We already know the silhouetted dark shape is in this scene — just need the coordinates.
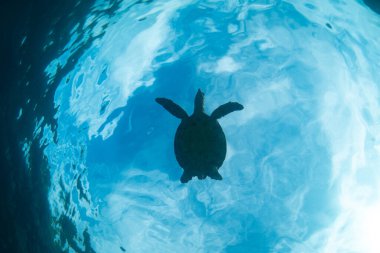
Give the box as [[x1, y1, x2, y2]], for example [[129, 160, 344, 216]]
[[156, 89, 244, 183]]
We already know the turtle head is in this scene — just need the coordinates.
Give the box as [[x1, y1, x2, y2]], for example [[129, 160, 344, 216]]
[[194, 89, 205, 114]]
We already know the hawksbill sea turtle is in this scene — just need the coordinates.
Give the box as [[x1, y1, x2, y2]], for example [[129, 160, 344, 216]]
[[156, 89, 244, 183]]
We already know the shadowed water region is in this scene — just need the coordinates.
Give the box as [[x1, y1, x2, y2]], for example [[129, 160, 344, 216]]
[[1, 0, 380, 252]]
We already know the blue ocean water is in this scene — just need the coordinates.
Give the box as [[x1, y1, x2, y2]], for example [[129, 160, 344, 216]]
[[4, 0, 380, 252]]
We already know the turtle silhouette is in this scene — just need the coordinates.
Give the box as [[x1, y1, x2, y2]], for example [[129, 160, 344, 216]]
[[156, 89, 244, 183]]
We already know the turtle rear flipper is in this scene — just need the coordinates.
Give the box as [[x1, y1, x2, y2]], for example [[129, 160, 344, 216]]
[[180, 171, 193, 183], [211, 102, 244, 119], [156, 98, 188, 119], [208, 167, 223, 180]]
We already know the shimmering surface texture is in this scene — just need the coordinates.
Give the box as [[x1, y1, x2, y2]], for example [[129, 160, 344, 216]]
[[22, 0, 380, 252]]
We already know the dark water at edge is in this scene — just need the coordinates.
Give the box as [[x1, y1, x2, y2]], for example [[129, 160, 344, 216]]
[[0, 0, 98, 252], [0, 0, 164, 251], [364, 0, 380, 14]]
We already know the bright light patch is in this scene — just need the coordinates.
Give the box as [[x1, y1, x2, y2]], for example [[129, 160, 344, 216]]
[[355, 203, 380, 253], [214, 56, 241, 73]]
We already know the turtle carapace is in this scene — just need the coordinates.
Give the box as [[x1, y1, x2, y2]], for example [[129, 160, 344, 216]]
[[156, 89, 243, 183]]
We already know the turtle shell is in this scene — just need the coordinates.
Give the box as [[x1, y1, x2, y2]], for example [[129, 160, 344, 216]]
[[174, 113, 226, 176]]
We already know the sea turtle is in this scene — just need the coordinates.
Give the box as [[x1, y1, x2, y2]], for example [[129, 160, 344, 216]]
[[156, 89, 244, 183]]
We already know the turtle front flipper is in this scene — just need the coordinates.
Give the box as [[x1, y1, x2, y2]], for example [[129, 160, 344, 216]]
[[211, 102, 244, 119], [208, 167, 223, 180], [156, 98, 188, 119]]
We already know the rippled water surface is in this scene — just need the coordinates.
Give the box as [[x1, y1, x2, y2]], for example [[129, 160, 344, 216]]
[[14, 0, 380, 252]]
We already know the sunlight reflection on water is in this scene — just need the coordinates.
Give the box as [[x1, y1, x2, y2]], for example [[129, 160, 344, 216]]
[[37, 0, 380, 252]]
